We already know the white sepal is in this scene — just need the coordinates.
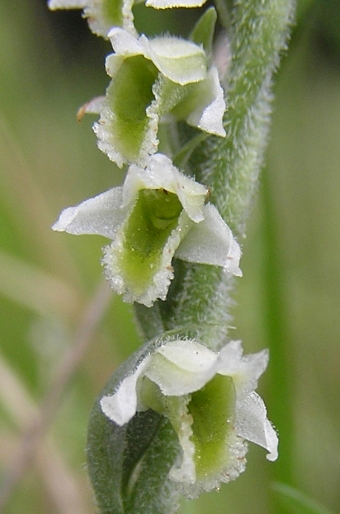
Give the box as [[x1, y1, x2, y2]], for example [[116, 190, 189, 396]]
[[175, 203, 242, 275], [235, 392, 278, 462], [100, 357, 151, 426], [186, 66, 226, 137], [52, 188, 126, 239]]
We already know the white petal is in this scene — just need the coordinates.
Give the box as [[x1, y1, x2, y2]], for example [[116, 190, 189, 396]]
[[186, 67, 226, 137], [140, 36, 207, 85], [175, 203, 242, 275], [100, 358, 151, 426], [219, 339, 243, 362], [48, 0, 86, 9], [108, 27, 143, 56], [145, 355, 215, 396], [122, 154, 208, 222], [52, 188, 126, 239], [217, 341, 269, 398], [146, 0, 207, 7], [157, 339, 217, 372], [145, 340, 218, 396], [235, 392, 278, 461]]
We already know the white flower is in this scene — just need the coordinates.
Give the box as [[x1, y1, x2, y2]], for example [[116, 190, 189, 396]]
[[87, 28, 225, 167], [52, 154, 241, 306], [48, 0, 137, 37], [100, 339, 278, 496]]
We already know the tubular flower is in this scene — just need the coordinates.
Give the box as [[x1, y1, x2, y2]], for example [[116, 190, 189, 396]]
[[84, 27, 226, 167], [52, 154, 241, 306], [48, 0, 137, 37], [100, 339, 278, 497]]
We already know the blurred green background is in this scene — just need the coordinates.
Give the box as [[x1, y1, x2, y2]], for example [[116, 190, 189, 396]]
[[0, 0, 340, 513]]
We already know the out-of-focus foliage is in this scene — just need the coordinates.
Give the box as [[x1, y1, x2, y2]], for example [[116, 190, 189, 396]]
[[0, 0, 340, 513]]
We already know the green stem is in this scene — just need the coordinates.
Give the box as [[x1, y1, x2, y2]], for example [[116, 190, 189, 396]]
[[88, 3, 296, 512], [135, 0, 295, 350]]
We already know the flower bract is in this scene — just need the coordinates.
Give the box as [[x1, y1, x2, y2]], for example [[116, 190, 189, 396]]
[[100, 338, 278, 496], [87, 28, 225, 167], [52, 154, 241, 306]]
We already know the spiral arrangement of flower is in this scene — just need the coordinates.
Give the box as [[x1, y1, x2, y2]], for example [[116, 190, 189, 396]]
[[49, 0, 294, 512]]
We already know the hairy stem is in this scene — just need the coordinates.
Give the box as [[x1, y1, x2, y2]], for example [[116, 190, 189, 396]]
[[135, 0, 295, 349]]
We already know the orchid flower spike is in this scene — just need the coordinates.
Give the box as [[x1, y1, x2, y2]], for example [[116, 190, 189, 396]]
[[82, 27, 225, 167], [48, 0, 137, 37], [52, 154, 241, 306], [100, 338, 278, 496]]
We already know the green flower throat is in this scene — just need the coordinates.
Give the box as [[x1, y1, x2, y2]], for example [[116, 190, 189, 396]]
[[120, 189, 183, 294]]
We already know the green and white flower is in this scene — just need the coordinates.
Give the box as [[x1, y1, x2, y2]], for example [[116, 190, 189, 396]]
[[100, 338, 278, 496], [48, 0, 210, 39], [52, 154, 241, 306], [86, 27, 226, 167], [48, 0, 137, 37]]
